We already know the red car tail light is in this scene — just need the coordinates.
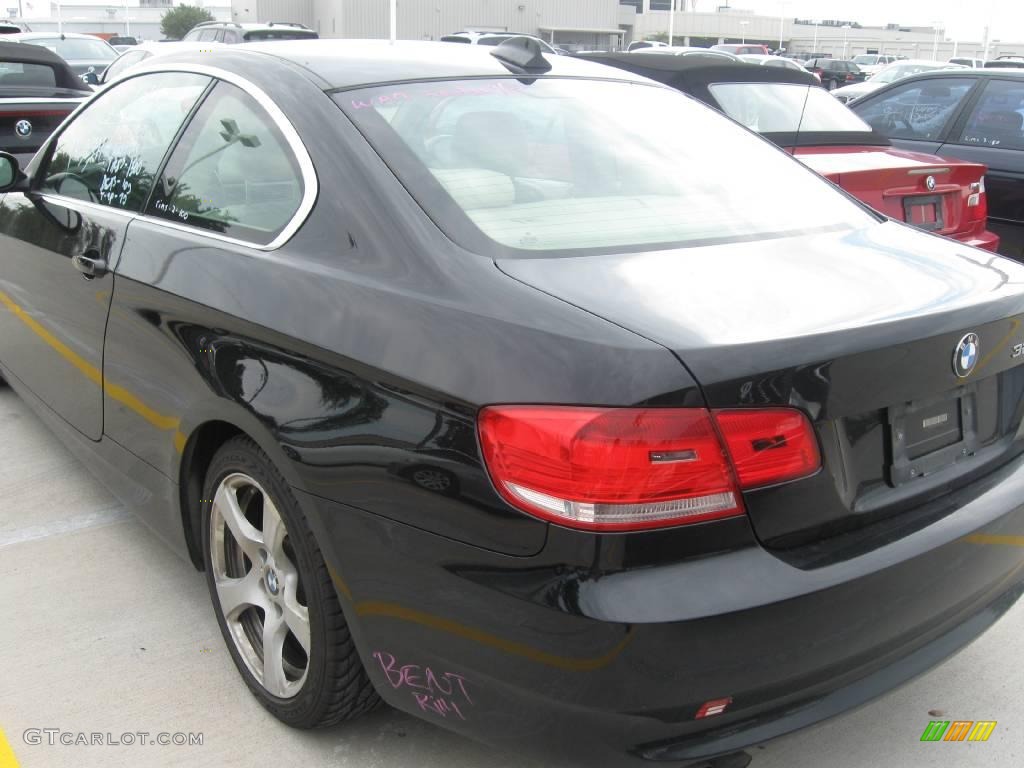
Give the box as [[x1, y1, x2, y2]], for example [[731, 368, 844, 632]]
[[966, 178, 988, 224], [478, 406, 819, 531], [714, 409, 821, 488]]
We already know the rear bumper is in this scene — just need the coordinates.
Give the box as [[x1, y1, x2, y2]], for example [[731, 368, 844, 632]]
[[956, 227, 1001, 252], [298, 452, 1024, 767]]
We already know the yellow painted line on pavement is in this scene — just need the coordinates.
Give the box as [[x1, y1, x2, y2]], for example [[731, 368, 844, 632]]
[[966, 534, 1024, 547], [0, 726, 21, 768]]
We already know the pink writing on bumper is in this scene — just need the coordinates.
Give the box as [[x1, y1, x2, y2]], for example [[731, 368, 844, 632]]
[[373, 651, 474, 720]]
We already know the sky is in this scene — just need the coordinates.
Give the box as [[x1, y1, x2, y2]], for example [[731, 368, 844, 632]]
[[718, 0, 1020, 43]]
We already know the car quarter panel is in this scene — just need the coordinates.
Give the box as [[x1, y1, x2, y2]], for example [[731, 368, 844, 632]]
[[105, 63, 699, 557]]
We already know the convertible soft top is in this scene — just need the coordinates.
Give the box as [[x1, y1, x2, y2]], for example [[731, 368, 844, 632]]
[[577, 52, 889, 148], [575, 52, 817, 95], [0, 39, 89, 91]]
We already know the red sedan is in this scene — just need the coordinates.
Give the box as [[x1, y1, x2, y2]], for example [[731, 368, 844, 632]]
[[580, 54, 999, 251]]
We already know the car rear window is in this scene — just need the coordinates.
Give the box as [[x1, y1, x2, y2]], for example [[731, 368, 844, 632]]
[[338, 79, 873, 256], [709, 83, 873, 133], [0, 61, 57, 88], [243, 29, 318, 41]]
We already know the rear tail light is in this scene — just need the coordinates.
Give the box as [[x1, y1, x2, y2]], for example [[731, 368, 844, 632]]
[[478, 406, 820, 531], [967, 178, 988, 224]]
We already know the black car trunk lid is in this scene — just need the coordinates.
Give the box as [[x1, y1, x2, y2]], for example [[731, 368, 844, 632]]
[[497, 221, 1024, 549], [0, 96, 81, 156]]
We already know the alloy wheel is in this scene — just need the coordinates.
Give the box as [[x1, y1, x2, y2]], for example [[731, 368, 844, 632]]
[[209, 472, 310, 699]]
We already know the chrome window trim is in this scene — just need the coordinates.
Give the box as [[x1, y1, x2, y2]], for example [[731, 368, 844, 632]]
[[34, 63, 318, 252], [36, 192, 136, 219]]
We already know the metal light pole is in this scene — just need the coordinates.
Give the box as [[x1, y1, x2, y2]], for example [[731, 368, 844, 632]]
[[389, 0, 397, 44], [778, 1, 787, 52], [842, 24, 850, 59], [668, 0, 675, 47], [740, 20, 749, 45], [124, 0, 130, 36], [812, 19, 819, 52], [931, 22, 942, 60]]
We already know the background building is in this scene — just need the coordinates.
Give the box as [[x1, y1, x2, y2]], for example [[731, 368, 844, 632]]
[[5, 1, 1023, 58]]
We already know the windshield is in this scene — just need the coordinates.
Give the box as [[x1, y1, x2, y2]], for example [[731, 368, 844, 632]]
[[23, 37, 116, 61], [339, 79, 872, 256], [710, 83, 873, 133], [853, 55, 879, 65], [870, 62, 945, 84]]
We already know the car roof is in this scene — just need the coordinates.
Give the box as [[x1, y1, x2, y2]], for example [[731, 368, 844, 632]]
[[851, 66, 1024, 105], [193, 21, 312, 32], [881, 58, 962, 67], [877, 67, 1024, 80], [136, 40, 223, 53], [635, 45, 737, 58], [145, 40, 650, 91], [6, 31, 106, 41], [739, 54, 789, 63]]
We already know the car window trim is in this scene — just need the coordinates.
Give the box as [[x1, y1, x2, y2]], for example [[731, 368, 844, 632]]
[[34, 63, 319, 252], [130, 64, 317, 250], [943, 76, 1010, 147]]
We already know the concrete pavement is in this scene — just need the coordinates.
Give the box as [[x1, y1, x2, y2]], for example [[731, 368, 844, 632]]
[[0, 385, 1020, 768]]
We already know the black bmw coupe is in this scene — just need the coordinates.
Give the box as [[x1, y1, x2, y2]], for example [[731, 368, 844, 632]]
[[1, 38, 1023, 768]]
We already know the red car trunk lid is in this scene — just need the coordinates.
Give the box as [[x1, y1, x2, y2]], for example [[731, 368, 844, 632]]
[[795, 146, 987, 240]]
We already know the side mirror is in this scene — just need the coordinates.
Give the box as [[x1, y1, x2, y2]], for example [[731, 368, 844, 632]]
[[82, 71, 100, 86], [0, 151, 21, 192]]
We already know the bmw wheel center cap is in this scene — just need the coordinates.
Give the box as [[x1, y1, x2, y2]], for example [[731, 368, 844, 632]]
[[14, 119, 32, 139], [954, 333, 979, 378]]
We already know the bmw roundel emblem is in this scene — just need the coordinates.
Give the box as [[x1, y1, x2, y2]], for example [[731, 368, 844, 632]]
[[925, 175, 937, 191], [953, 333, 980, 378], [14, 119, 32, 139]]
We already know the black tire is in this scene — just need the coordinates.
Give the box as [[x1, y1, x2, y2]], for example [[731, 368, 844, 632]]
[[201, 436, 380, 728]]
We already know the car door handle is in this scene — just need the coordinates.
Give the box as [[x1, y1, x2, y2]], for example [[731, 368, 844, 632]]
[[72, 249, 108, 279]]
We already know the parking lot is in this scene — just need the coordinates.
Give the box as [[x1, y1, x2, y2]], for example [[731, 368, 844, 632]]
[[0, 384, 1020, 768]]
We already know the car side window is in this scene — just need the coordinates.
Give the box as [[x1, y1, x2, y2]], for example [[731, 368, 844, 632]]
[[146, 80, 304, 245], [956, 79, 1024, 149], [196, 29, 218, 42], [38, 72, 211, 210], [854, 78, 974, 141]]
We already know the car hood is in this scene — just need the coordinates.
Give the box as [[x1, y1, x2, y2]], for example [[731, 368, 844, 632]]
[[495, 220, 1024, 387], [833, 81, 882, 99]]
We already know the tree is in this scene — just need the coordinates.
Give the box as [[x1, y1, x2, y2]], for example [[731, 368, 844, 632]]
[[160, 5, 214, 41]]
